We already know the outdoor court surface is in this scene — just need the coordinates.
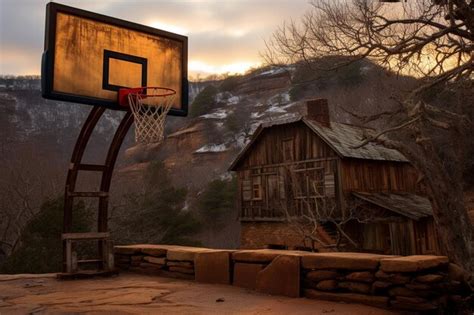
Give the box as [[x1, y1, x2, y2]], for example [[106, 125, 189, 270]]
[[0, 273, 400, 314]]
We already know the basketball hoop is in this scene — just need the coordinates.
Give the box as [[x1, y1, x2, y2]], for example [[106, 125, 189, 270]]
[[119, 87, 176, 144]]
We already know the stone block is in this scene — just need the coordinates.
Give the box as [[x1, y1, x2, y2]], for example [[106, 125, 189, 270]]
[[232, 249, 304, 263], [115, 244, 175, 255], [255, 255, 300, 297], [375, 270, 410, 284], [195, 251, 231, 285], [301, 252, 393, 270], [380, 255, 449, 273], [141, 247, 168, 257], [306, 270, 341, 282], [345, 271, 375, 283], [139, 262, 164, 269], [304, 289, 389, 308], [143, 256, 166, 265], [415, 274, 443, 283], [315, 280, 338, 291], [338, 281, 371, 294], [233, 262, 265, 290], [167, 247, 211, 261]]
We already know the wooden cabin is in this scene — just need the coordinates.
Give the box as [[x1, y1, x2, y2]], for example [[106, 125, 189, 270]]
[[229, 99, 441, 255]]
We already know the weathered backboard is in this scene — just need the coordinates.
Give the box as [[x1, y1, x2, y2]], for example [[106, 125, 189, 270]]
[[42, 3, 188, 116]]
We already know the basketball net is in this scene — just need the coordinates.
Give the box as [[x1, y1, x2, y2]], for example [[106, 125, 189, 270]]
[[126, 87, 176, 144]]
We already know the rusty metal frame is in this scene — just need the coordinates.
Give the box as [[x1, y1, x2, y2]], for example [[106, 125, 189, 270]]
[[62, 106, 133, 274]]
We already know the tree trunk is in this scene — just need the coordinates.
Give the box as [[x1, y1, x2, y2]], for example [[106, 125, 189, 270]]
[[424, 164, 473, 275], [392, 138, 473, 277]]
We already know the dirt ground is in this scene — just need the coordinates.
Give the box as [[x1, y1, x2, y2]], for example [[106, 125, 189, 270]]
[[0, 272, 401, 315]]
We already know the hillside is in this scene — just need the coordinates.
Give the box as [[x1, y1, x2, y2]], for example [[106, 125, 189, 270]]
[[1, 58, 472, 255]]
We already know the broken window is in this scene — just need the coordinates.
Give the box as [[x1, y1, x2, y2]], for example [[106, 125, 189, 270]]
[[252, 176, 262, 200], [242, 179, 251, 201]]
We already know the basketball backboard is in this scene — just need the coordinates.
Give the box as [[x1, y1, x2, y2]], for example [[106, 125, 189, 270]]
[[41, 3, 188, 116]]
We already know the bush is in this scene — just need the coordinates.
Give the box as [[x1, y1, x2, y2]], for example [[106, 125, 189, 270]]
[[115, 161, 202, 246], [189, 85, 218, 117], [225, 111, 240, 134], [334, 61, 363, 87], [197, 177, 237, 229], [219, 75, 241, 92], [289, 58, 365, 101], [0, 197, 92, 273]]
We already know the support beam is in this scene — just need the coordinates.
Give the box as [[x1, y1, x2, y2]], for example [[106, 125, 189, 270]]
[[62, 106, 133, 275]]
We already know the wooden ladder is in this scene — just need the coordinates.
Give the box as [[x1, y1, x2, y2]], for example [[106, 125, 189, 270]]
[[58, 106, 133, 279]]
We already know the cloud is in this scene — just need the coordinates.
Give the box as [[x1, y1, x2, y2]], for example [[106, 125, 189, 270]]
[[0, 0, 309, 75]]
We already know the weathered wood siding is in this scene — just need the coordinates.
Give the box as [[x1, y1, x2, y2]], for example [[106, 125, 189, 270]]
[[235, 122, 338, 169], [340, 159, 418, 193], [235, 122, 341, 220]]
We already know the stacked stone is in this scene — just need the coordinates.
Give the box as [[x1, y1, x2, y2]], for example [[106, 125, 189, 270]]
[[378, 256, 468, 311], [115, 245, 169, 273], [164, 248, 198, 279], [114, 245, 469, 312], [302, 253, 469, 311], [114, 245, 197, 279]]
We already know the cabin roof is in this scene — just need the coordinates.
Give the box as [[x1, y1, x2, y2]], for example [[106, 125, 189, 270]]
[[353, 192, 433, 220], [229, 115, 408, 170]]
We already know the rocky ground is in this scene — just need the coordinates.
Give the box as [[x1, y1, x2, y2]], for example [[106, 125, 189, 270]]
[[0, 273, 399, 315]]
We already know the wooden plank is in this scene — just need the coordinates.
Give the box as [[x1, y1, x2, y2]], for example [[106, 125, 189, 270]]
[[62, 232, 109, 240]]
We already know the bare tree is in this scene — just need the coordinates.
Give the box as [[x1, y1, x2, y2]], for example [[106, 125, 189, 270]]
[[264, 0, 473, 276], [282, 166, 377, 251], [0, 148, 62, 256]]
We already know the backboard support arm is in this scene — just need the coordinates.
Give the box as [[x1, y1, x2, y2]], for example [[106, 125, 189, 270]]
[[60, 106, 133, 277]]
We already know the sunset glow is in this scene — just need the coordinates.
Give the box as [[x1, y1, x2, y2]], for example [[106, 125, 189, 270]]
[[189, 60, 260, 76], [0, 0, 308, 76]]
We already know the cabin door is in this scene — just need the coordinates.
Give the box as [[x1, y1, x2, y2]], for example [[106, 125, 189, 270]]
[[266, 175, 279, 217]]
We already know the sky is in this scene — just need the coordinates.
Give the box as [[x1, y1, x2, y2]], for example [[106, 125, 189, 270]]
[[0, 0, 310, 77]]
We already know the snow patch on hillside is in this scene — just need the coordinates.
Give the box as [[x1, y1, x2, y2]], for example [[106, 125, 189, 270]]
[[195, 144, 228, 153], [251, 112, 264, 119], [227, 95, 240, 105], [254, 67, 289, 78], [201, 109, 229, 119], [266, 106, 287, 113]]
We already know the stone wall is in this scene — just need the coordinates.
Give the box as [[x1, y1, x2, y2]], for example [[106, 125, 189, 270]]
[[115, 245, 470, 312]]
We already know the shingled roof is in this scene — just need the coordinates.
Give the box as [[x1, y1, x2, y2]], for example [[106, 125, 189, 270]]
[[353, 192, 433, 220], [229, 114, 407, 170]]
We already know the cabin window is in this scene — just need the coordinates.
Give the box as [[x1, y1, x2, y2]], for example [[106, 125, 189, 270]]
[[242, 179, 251, 201], [282, 139, 294, 161], [252, 176, 262, 200]]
